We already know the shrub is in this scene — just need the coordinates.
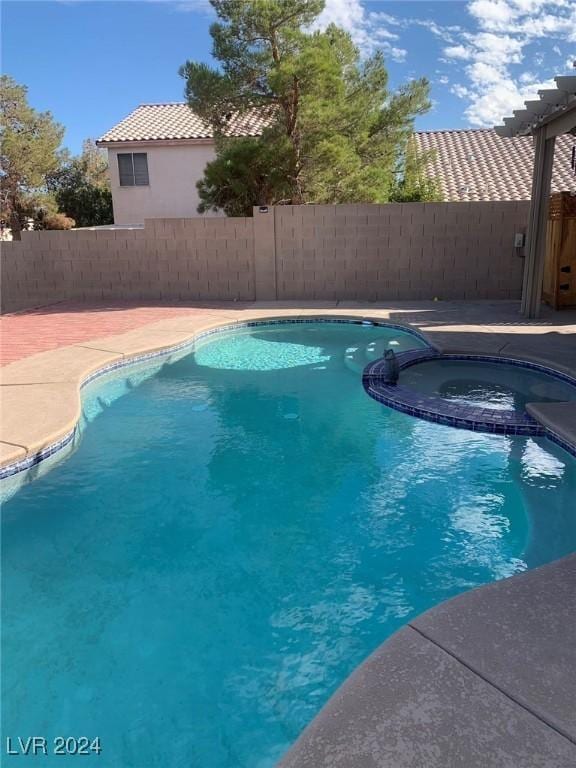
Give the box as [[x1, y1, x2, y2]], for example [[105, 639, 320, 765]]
[[43, 213, 75, 230]]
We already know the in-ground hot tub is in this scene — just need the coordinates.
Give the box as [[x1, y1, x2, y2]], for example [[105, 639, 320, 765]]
[[363, 351, 576, 440], [400, 357, 576, 411]]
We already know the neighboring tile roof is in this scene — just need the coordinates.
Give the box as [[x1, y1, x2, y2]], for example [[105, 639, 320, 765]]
[[99, 110, 575, 202], [97, 103, 270, 144], [415, 129, 575, 201]]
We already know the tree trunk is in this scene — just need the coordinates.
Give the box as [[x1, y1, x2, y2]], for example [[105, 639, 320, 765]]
[[289, 75, 303, 204], [9, 208, 22, 241]]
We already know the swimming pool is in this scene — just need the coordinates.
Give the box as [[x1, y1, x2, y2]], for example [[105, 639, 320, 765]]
[[2, 320, 576, 767]]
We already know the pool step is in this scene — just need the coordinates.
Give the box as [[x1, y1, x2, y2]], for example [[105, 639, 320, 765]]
[[365, 339, 387, 362], [366, 338, 412, 361], [344, 346, 368, 374], [345, 339, 413, 374]]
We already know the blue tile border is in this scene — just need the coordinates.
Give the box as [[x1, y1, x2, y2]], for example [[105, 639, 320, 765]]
[[0, 316, 432, 483], [0, 429, 78, 481], [362, 350, 576, 456]]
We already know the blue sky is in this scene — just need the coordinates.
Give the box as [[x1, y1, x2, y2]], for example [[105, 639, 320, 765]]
[[2, 0, 575, 154]]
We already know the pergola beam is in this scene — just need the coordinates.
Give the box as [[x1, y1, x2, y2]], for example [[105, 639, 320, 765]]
[[544, 101, 576, 139]]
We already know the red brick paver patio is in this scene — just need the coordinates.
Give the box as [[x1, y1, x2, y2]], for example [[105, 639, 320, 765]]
[[0, 301, 235, 366]]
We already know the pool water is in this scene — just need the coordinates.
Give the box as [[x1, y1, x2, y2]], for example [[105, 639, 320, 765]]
[[400, 359, 576, 411], [2, 322, 576, 767]]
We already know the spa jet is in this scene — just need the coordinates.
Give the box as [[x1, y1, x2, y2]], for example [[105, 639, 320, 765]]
[[382, 349, 399, 385]]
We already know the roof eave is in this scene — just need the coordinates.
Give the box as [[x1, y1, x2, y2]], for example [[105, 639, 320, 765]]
[[95, 137, 216, 149]]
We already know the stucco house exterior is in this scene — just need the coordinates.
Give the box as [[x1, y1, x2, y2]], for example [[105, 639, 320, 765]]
[[97, 103, 575, 224], [96, 103, 268, 224]]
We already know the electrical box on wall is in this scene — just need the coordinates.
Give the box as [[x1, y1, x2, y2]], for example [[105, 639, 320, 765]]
[[514, 232, 525, 248]]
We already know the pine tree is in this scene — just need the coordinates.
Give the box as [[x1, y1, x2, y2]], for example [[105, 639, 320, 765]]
[[0, 76, 64, 238], [180, 0, 437, 215], [391, 137, 442, 203], [48, 140, 113, 228]]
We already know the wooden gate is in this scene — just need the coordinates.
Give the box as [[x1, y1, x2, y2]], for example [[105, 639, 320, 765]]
[[543, 191, 576, 309]]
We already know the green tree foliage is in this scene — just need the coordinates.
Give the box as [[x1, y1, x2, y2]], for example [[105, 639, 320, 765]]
[[180, 0, 438, 216], [197, 136, 293, 216], [391, 137, 442, 202], [48, 139, 113, 228], [0, 75, 65, 238]]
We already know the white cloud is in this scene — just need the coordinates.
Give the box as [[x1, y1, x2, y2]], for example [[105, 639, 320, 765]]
[[386, 47, 408, 63], [467, 0, 516, 29], [451, 84, 472, 99], [469, 62, 508, 86], [472, 33, 524, 64], [314, 0, 366, 36], [406, 18, 463, 45], [313, 0, 407, 61], [441, 0, 576, 126], [444, 44, 471, 60], [314, 0, 470, 65], [152, 0, 576, 125], [468, 0, 575, 35], [466, 77, 555, 125]]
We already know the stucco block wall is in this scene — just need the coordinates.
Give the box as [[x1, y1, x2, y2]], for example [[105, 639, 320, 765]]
[[107, 143, 220, 224], [1, 218, 255, 313], [273, 202, 530, 301], [1, 202, 529, 314]]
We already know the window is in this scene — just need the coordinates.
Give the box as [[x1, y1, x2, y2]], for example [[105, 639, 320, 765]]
[[118, 153, 149, 186]]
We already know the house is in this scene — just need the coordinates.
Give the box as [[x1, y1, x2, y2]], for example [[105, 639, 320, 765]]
[[96, 103, 268, 224], [415, 128, 575, 202], [97, 104, 576, 223]]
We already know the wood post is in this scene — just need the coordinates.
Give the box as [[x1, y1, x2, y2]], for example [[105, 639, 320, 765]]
[[521, 129, 556, 318]]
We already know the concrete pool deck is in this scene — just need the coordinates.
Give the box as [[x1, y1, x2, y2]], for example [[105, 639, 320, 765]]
[[1, 298, 575, 766], [280, 553, 576, 768]]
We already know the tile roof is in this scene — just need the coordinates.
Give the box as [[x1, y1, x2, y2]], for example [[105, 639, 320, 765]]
[[97, 103, 270, 144], [415, 128, 575, 201]]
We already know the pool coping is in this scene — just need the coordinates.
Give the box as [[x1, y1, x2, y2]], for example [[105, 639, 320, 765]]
[[2, 308, 576, 481], [279, 553, 576, 768]]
